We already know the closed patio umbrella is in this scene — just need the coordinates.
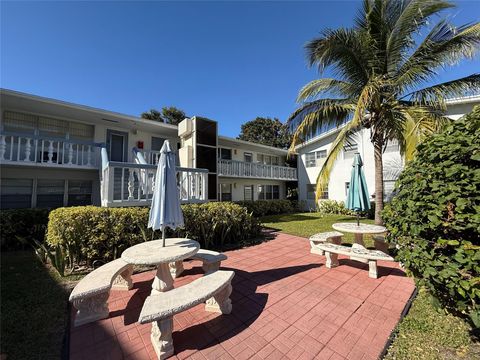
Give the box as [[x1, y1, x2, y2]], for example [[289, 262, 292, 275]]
[[346, 152, 370, 226], [148, 140, 184, 247]]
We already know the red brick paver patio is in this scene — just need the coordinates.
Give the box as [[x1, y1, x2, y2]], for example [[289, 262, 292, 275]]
[[69, 232, 415, 360]]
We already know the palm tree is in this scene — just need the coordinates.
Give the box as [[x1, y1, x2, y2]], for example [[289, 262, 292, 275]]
[[287, 0, 480, 224]]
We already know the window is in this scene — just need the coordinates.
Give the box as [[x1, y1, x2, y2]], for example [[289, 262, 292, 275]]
[[36, 180, 65, 208], [306, 150, 327, 168], [1, 179, 32, 209], [306, 184, 328, 200], [306, 153, 316, 168], [271, 156, 279, 165], [272, 185, 280, 199], [244, 152, 253, 163], [244, 185, 253, 201], [68, 180, 92, 206], [219, 183, 232, 201], [218, 148, 232, 160], [151, 137, 166, 151], [258, 185, 280, 200], [306, 184, 316, 199], [3, 111, 94, 140]]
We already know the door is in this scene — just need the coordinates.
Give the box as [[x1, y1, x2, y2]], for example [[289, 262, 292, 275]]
[[106, 130, 128, 162]]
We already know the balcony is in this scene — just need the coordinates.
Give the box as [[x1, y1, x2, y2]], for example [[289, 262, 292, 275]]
[[218, 159, 297, 181], [100, 149, 208, 207], [0, 132, 102, 169]]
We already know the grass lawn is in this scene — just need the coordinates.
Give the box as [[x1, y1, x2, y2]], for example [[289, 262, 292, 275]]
[[261, 212, 376, 247], [261, 212, 479, 360], [385, 288, 479, 360], [1, 251, 69, 360]]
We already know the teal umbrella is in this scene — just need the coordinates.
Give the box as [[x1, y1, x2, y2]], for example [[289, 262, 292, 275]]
[[346, 153, 370, 226]]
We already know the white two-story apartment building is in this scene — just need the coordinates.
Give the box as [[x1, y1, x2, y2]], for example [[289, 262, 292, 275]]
[[296, 95, 480, 210], [0, 89, 297, 209]]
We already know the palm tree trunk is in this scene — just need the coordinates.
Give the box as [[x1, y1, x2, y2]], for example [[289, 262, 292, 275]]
[[373, 140, 384, 225]]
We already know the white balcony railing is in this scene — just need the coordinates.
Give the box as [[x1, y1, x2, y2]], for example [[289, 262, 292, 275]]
[[100, 149, 208, 207], [141, 150, 162, 165], [218, 159, 297, 181], [0, 132, 102, 169]]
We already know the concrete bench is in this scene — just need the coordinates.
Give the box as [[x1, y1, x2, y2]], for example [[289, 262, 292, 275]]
[[138, 270, 234, 359], [308, 231, 344, 255], [315, 243, 394, 278], [69, 258, 133, 326], [169, 249, 228, 278], [373, 235, 389, 253]]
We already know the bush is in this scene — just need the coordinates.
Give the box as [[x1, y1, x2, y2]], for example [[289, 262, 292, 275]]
[[0, 208, 50, 250], [382, 107, 480, 327], [317, 200, 355, 216], [235, 199, 299, 217], [46, 202, 261, 269]]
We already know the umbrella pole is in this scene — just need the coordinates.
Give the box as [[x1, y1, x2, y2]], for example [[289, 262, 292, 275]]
[[357, 212, 360, 226], [162, 229, 166, 247]]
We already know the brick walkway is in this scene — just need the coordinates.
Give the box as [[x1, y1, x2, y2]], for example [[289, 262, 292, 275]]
[[69, 232, 415, 360]]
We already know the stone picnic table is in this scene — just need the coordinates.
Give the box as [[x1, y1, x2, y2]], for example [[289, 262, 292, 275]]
[[121, 238, 200, 295], [332, 223, 387, 263]]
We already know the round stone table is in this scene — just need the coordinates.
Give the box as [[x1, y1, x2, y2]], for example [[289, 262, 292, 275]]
[[121, 238, 199, 295], [332, 223, 387, 246]]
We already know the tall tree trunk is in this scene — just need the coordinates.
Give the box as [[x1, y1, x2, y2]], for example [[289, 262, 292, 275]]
[[373, 140, 384, 225]]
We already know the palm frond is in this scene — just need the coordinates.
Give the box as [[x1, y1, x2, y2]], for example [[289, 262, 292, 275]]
[[296, 79, 357, 102], [305, 28, 370, 87], [401, 106, 449, 161], [286, 99, 355, 151], [314, 120, 361, 202], [405, 74, 480, 108], [397, 21, 480, 89], [386, 0, 455, 73]]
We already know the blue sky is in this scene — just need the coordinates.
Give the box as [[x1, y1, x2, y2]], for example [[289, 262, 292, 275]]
[[1, 1, 479, 137]]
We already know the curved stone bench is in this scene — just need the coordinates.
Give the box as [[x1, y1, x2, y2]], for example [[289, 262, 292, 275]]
[[315, 243, 394, 278], [372, 235, 389, 253], [169, 249, 228, 278], [69, 258, 133, 327], [308, 231, 344, 255], [138, 270, 234, 359]]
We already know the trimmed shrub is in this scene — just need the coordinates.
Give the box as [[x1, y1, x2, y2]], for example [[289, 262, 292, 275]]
[[46, 202, 261, 268], [382, 107, 480, 326], [0, 208, 50, 250], [235, 199, 299, 217], [317, 200, 355, 216]]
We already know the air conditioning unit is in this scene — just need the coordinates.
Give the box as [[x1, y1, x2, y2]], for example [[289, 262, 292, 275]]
[[178, 118, 192, 137], [179, 145, 193, 167]]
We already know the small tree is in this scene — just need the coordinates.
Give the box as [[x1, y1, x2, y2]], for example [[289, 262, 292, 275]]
[[141, 106, 187, 125], [238, 117, 292, 149], [383, 106, 480, 327], [162, 107, 186, 126], [140, 109, 162, 122]]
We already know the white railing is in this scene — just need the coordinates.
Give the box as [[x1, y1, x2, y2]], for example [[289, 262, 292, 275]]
[[218, 159, 297, 180], [141, 150, 162, 165], [100, 153, 208, 207], [0, 132, 102, 168]]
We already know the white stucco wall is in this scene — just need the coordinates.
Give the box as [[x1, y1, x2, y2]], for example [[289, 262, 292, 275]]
[[296, 98, 478, 210]]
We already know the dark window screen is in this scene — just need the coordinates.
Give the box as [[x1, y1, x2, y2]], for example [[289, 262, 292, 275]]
[[196, 145, 217, 172], [208, 174, 217, 200], [196, 118, 217, 146]]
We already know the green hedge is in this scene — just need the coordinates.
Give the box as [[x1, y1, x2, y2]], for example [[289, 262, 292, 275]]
[[46, 202, 261, 267], [235, 199, 299, 217], [317, 200, 355, 216], [382, 107, 480, 327], [0, 209, 50, 250]]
